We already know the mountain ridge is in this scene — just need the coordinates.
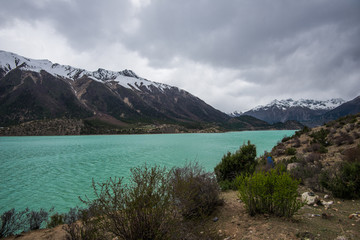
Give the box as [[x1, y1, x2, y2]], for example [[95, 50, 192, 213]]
[[0, 50, 234, 134], [229, 97, 360, 127]]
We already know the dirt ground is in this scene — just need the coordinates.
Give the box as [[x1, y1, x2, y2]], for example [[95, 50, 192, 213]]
[[204, 190, 360, 240], [6, 189, 360, 240]]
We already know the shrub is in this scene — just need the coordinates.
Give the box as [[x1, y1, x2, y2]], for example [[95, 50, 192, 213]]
[[342, 145, 360, 163], [285, 147, 297, 156], [320, 161, 360, 199], [28, 208, 49, 230], [310, 128, 330, 147], [334, 131, 354, 146], [292, 137, 301, 148], [214, 141, 257, 183], [290, 160, 323, 191], [238, 167, 303, 217], [0, 208, 29, 238], [306, 143, 328, 153], [170, 162, 222, 219], [63, 208, 104, 240], [271, 143, 286, 156], [294, 126, 310, 138], [80, 165, 177, 240], [47, 213, 64, 228], [64, 207, 82, 225], [281, 136, 292, 143]]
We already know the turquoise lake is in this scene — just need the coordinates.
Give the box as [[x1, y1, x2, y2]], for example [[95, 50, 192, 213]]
[[0, 130, 294, 213]]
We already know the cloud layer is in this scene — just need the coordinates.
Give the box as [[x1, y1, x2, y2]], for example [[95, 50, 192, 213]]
[[1, 0, 359, 112]]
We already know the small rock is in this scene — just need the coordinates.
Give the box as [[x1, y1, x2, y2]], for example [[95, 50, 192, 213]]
[[313, 203, 318, 207], [302, 192, 320, 205], [223, 237, 231, 240], [213, 217, 219, 222], [324, 194, 330, 199], [349, 213, 358, 219], [321, 200, 334, 210], [287, 162, 300, 171], [335, 236, 348, 240]]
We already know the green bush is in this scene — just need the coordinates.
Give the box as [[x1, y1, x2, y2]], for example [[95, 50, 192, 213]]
[[170, 162, 222, 218], [320, 161, 360, 199], [214, 141, 257, 183], [285, 147, 297, 156], [310, 128, 330, 147], [294, 126, 310, 137], [80, 165, 177, 240], [237, 167, 303, 217]]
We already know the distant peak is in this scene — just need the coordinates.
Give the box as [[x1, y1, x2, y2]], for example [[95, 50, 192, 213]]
[[248, 98, 345, 112]]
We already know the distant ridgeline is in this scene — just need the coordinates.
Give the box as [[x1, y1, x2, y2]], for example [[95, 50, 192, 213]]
[[230, 97, 360, 127], [3, 51, 358, 135]]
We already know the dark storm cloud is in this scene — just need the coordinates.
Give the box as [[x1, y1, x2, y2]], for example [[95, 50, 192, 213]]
[[126, 0, 360, 69], [1, 0, 359, 111], [121, 0, 360, 107]]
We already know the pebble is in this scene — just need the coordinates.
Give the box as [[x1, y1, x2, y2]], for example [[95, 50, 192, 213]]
[[213, 217, 219, 222], [348, 213, 358, 219]]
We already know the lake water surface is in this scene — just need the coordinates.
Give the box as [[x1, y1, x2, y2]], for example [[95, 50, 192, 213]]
[[0, 130, 294, 213]]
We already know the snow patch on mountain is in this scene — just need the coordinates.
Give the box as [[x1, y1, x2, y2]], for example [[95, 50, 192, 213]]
[[251, 98, 345, 111], [0, 50, 172, 92]]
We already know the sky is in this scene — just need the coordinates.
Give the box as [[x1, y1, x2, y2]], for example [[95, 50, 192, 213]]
[[0, 0, 359, 113]]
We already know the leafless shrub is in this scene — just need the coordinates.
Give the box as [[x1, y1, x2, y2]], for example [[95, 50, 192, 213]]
[[170, 162, 222, 219], [334, 131, 354, 146], [292, 137, 301, 148], [342, 146, 360, 163], [0, 208, 29, 238], [80, 165, 177, 240]]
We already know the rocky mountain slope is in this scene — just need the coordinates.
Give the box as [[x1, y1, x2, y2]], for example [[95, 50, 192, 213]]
[[0, 50, 229, 132], [232, 98, 360, 127]]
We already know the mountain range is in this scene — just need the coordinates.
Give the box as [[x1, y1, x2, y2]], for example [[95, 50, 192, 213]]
[[0, 50, 357, 135], [0, 50, 232, 134], [231, 98, 360, 127]]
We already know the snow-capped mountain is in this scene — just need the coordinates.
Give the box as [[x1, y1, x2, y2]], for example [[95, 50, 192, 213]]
[[237, 98, 346, 126], [252, 98, 345, 111], [0, 50, 171, 91], [0, 50, 229, 129]]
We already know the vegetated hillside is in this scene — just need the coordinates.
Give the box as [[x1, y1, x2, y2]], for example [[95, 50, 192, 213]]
[[0, 50, 230, 134], [319, 96, 360, 123], [271, 113, 360, 191], [223, 115, 303, 131]]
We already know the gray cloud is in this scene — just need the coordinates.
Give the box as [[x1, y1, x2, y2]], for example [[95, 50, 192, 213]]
[[1, 0, 359, 112], [0, 0, 133, 50]]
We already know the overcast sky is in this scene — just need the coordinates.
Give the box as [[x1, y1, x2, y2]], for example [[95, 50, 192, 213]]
[[1, 0, 359, 112]]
